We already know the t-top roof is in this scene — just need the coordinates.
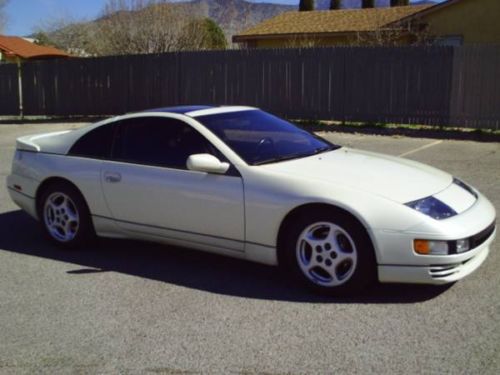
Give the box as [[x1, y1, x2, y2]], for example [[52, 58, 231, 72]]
[[143, 106, 215, 114], [142, 106, 256, 117]]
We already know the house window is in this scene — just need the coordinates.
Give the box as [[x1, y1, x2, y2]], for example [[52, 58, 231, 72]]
[[434, 35, 464, 46]]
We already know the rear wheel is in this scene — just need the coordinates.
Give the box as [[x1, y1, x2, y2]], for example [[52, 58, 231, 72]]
[[280, 209, 376, 296], [38, 182, 95, 248]]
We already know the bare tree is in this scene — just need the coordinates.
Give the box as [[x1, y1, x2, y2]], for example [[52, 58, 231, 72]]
[[0, 0, 8, 33], [34, 0, 226, 56], [94, 0, 226, 55], [354, 20, 431, 46], [33, 16, 99, 56]]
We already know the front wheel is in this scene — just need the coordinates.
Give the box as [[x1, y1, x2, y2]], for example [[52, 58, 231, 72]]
[[280, 210, 376, 296], [38, 182, 95, 248]]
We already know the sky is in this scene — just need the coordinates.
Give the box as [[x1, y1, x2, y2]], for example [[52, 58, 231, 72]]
[[4, 0, 444, 36]]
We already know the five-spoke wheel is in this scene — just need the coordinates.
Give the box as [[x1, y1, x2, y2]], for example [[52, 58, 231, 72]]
[[43, 192, 80, 242], [280, 209, 376, 295], [38, 182, 95, 247], [297, 222, 357, 287]]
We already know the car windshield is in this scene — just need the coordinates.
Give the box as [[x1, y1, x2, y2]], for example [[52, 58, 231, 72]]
[[196, 110, 340, 165]]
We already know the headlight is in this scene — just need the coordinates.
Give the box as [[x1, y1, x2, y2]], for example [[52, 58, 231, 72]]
[[405, 196, 457, 220]]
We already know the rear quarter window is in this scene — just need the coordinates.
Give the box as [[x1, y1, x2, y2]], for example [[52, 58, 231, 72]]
[[69, 123, 116, 159]]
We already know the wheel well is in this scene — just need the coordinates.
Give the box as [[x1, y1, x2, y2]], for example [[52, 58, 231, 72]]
[[35, 177, 87, 215], [277, 203, 374, 257]]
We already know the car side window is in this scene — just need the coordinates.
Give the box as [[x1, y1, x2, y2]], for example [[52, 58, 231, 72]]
[[69, 123, 116, 159], [112, 117, 217, 169]]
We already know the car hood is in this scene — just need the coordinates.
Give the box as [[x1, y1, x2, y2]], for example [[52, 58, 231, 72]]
[[261, 147, 453, 203]]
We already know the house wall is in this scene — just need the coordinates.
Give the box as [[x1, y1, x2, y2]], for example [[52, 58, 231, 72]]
[[423, 0, 500, 44], [251, 32, 412, 48]]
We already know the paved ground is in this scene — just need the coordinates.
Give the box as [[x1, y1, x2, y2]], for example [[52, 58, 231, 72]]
[[0, 123, 499, 374]]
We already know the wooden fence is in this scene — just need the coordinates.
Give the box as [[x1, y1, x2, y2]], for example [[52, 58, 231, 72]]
[[0, 63, 20, 116], [1, 46, 499, 129]]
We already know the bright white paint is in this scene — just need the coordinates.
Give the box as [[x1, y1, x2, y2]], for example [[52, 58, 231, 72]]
[[6, 107, 497, 285]]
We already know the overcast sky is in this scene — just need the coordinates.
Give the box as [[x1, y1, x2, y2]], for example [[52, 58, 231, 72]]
[[5, 0, 445, 36]]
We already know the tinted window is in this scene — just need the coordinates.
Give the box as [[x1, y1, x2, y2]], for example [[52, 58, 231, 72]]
[[196, 110, 339, 165], [69, 123, 116, 159], [113, 117, 216, 169]]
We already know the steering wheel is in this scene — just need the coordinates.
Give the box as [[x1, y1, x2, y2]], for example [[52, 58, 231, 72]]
[[256, 137, 275, 152]]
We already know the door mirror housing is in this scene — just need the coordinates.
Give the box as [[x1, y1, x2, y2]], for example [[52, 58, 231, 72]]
[[187, 154, 230, 174]]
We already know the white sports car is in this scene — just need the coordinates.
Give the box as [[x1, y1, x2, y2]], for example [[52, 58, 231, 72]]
[[7, 106, 496, 295]]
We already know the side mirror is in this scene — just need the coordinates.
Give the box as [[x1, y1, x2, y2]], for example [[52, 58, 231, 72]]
[[187, 154, 230, 174]]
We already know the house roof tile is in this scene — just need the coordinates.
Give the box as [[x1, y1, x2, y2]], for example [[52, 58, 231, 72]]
[[234, 5, 433, 41], [0, 35, 69, 59]]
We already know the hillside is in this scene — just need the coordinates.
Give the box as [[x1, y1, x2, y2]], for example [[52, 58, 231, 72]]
[[316, 0, 437, 10], [185, 0, 296, 39]]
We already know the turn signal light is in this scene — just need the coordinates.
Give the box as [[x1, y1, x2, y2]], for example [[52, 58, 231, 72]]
[[414, 240, 430, 254], [414, 240, 449, 255]]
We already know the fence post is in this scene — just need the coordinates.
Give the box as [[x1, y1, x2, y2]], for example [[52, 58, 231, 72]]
[[16, 58, 24, 119]]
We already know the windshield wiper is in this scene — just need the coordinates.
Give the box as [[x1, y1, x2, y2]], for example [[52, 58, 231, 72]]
[[253, 153, 308, 166], [253, 145, 338, 166], [311, 145, 337, 154]]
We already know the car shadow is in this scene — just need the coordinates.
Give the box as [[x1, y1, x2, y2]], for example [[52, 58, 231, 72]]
[[0, 210, 452, 303]]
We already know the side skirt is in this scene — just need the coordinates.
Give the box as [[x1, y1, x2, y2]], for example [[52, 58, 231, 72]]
[[92, 215, 278, 266]]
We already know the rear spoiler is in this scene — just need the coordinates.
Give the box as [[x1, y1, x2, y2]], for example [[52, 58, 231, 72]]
[[16, 131, 72, 152]]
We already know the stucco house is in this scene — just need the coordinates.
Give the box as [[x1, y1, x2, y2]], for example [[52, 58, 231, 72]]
[[233, 0, 500, 48], [0, 35, 69, 63]]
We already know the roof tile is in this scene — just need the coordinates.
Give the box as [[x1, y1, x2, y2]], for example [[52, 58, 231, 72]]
[[235, 5, 432, 39], [0, 35, 69, 59]]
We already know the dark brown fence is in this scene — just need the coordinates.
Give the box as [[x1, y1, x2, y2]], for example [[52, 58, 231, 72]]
[[2, 46, 500, 129], [0, 63, 20, 116]]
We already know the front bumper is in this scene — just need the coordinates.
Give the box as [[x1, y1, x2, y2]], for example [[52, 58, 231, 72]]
[[373, 190, 496, 285], [378, 229, 494, 284]]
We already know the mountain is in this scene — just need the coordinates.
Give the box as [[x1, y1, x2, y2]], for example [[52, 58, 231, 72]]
[[184, 0, 296, 40], [316, 0, 437, 10]]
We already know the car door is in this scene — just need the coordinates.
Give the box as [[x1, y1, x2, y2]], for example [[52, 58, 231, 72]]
[[100, 116, 245, 252]]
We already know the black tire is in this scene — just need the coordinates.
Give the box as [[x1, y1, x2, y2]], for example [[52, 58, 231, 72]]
[[37, 182, 95, 248], [279, 208, 376, 296]]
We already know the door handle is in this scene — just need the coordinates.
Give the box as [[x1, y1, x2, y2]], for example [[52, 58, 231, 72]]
[[104, 171, 122, 183]]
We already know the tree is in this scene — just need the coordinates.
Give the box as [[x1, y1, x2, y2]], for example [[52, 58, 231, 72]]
[[0, 0, 8, 33], [33, 17, 100, 57], [354, 18, 431, 46], [330, 0, 342, 10], [299, 0, 314, 12], [361, 0, 375, 8], [390, 0, 409, 6], [179, 18, 227, 50], [36, 0, 225, 56], [32, 32, 57, 47]]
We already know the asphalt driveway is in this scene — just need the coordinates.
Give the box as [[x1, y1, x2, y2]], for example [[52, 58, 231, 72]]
[[0, 123, 499, 374]]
